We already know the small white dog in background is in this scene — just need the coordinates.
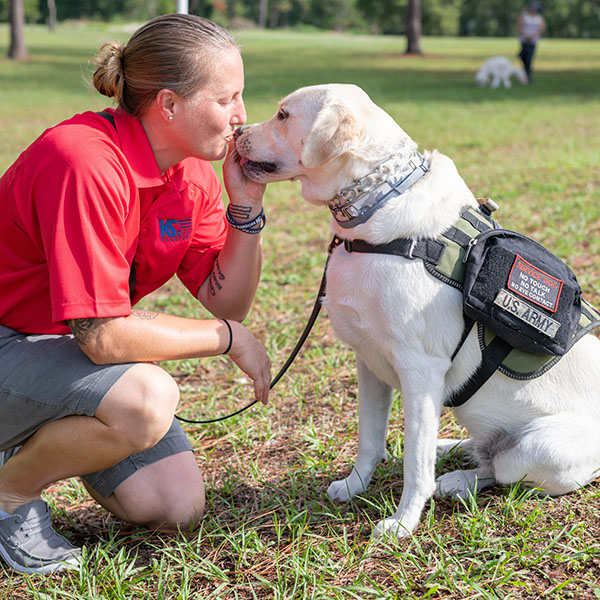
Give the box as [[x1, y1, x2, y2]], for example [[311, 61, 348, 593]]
[[475, 56, 529, 88]]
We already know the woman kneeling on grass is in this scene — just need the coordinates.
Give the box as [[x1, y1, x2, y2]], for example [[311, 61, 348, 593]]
[[0, 14, 271, 574]]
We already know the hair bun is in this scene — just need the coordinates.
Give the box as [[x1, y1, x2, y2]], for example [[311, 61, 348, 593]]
[[93, 41, 126, 100]]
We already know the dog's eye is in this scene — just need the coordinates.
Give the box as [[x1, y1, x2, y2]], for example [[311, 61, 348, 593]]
[[277, 109, 289, 121]]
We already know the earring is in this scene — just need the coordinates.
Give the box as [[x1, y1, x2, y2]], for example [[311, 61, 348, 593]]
[[168, 115, 173, 121]]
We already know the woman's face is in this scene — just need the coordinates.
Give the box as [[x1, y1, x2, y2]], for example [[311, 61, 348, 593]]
[[173, 47, 247, 162]]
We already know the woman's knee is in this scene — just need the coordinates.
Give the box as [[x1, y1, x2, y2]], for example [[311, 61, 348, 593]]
[[144, 489, 206, 533], [101, 452, 206, 531], [97, 363, 180, 453]]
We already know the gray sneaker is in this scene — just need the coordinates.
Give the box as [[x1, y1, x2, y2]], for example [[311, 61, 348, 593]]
[[0, 499, 81, 574]]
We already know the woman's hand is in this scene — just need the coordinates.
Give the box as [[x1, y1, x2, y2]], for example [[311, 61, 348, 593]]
[[69, 313, 271, 405], [222, 141, 266, 208], [226, 320, 271, 405]]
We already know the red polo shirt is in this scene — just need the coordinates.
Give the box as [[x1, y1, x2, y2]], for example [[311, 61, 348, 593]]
[[0, 108, 228, 334]]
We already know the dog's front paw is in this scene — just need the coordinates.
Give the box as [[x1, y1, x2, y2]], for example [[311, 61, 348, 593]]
[[327, 472, 366, 502], [372, 516, 414, 539], [435, 468, 495, 500]]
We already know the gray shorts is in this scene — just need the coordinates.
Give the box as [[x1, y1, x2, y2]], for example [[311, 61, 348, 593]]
[[0, 325, 192, 498]]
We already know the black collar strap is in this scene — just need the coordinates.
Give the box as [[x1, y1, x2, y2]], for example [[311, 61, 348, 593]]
[[342, 206, 499, 271], [343, 236, 446, 265], [329, 153, 430, 228]]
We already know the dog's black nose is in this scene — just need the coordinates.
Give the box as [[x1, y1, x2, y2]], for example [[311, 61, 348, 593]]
[[234, 126, 245, 139]]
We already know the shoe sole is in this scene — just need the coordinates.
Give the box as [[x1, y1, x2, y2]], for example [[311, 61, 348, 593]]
[[0, 541, 80, 575]]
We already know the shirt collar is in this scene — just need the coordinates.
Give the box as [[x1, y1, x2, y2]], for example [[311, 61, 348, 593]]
[[107, 109, 166, 189]]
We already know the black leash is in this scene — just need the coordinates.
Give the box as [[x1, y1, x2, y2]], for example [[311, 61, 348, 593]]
[[96, 109, 332, 424], [175, 238, 340, 425]]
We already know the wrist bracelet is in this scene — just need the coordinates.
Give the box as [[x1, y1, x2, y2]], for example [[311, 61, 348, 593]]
[[220, 318, 233, 354], [226, 205, 266, 234]]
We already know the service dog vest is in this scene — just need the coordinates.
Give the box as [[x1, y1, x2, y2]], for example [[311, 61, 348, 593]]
[[340, 203, 600, 406]]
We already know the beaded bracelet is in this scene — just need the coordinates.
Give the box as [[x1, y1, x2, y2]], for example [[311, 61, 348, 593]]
[[225, 205, 266, 234]]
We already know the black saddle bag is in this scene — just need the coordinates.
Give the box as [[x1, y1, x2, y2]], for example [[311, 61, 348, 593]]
[[462, 229, 582, 356]]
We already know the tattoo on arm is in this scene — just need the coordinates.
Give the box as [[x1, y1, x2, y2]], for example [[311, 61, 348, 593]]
[[215, 259, 225, 281], [228, 204, 252, 222], [131, 310, 159, 321], [69, 311, 158, 345], [209, 259, 226, 297], [68, 318, 99, 346]]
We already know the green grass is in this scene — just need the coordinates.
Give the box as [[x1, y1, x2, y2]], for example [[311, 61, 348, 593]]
[[1, 23, 600, 599]]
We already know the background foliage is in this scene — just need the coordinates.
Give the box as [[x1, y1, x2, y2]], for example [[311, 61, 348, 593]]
[[0, 21, 600, 600], [0, 0, 599, 38]]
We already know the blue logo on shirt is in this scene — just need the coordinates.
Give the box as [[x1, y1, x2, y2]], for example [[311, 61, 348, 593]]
[[159, 219, 192, 242]]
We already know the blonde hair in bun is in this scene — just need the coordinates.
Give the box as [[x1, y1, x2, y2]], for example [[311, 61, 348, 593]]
[[92, 14, 238, 118], [93, 41, 126, 102]]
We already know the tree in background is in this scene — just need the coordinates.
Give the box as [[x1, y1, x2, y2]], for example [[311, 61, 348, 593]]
[[258, 0, 267, 27], [405, 0, 421, 53], [8, 0, 27, 59], [47, 0, 56, 30], [356, 0, 404, 34], [0, 0, 599, 38], [458, 0, 523, 36]]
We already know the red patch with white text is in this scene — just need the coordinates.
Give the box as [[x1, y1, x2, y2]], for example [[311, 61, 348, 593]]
[[507, 255, 563, 313]]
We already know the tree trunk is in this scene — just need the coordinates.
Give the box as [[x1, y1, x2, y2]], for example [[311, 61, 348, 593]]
[[258, 0, 268, 28], [8, 0, 28, 60], [405, 0, 422, 55], [47, 0, 57, 32]]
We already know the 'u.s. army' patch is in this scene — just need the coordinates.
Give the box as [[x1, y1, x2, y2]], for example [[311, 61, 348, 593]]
[[494, 288, 561, 338], [506, 255, 564, 313]]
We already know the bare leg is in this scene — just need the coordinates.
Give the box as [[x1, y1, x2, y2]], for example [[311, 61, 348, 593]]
[[83, 451, 205, 532], [0, 363, 178, 514]]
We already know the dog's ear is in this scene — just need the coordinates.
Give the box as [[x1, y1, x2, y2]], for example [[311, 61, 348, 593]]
[[301, 103, 361, 169]]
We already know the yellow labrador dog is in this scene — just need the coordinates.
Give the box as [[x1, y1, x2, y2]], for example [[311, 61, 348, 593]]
[[234, 84, 600, 538]]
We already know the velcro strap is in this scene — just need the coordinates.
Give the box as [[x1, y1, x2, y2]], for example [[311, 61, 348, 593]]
[[440, 225, 473, 248], [461, 207, 498, 232]]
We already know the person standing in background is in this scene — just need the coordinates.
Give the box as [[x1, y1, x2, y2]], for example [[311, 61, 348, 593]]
[[517, 1, 546, 82]]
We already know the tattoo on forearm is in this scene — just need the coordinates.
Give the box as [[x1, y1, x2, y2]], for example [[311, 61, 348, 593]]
[[131, 310, 159, 321], [228, 204, 252, 221], [211, 272, 223, 293], [68, 318, 98, 346], [209, 259, 226, 296], [215, 259, 225, 281], [69, 311, 158, 345]]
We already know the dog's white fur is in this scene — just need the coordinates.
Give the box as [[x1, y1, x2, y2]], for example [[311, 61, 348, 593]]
[[475, 56, 529, 88], [235, 84, 600, 538]]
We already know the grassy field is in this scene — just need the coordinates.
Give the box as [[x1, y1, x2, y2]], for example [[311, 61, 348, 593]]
[[1, 22, 600, 599]]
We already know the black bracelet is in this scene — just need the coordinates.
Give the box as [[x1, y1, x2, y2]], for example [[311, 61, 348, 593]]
[[225, 205, 266, 234], [220, 318, 233, 354]]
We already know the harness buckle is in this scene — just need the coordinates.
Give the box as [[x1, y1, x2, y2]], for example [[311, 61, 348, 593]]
[[328, 235, 344, 254]]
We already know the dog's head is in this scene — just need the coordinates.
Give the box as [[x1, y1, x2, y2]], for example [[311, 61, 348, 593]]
[[235, 84, 415, 202], [474, 68, 488, 87], [514, 67, 529, 85]]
